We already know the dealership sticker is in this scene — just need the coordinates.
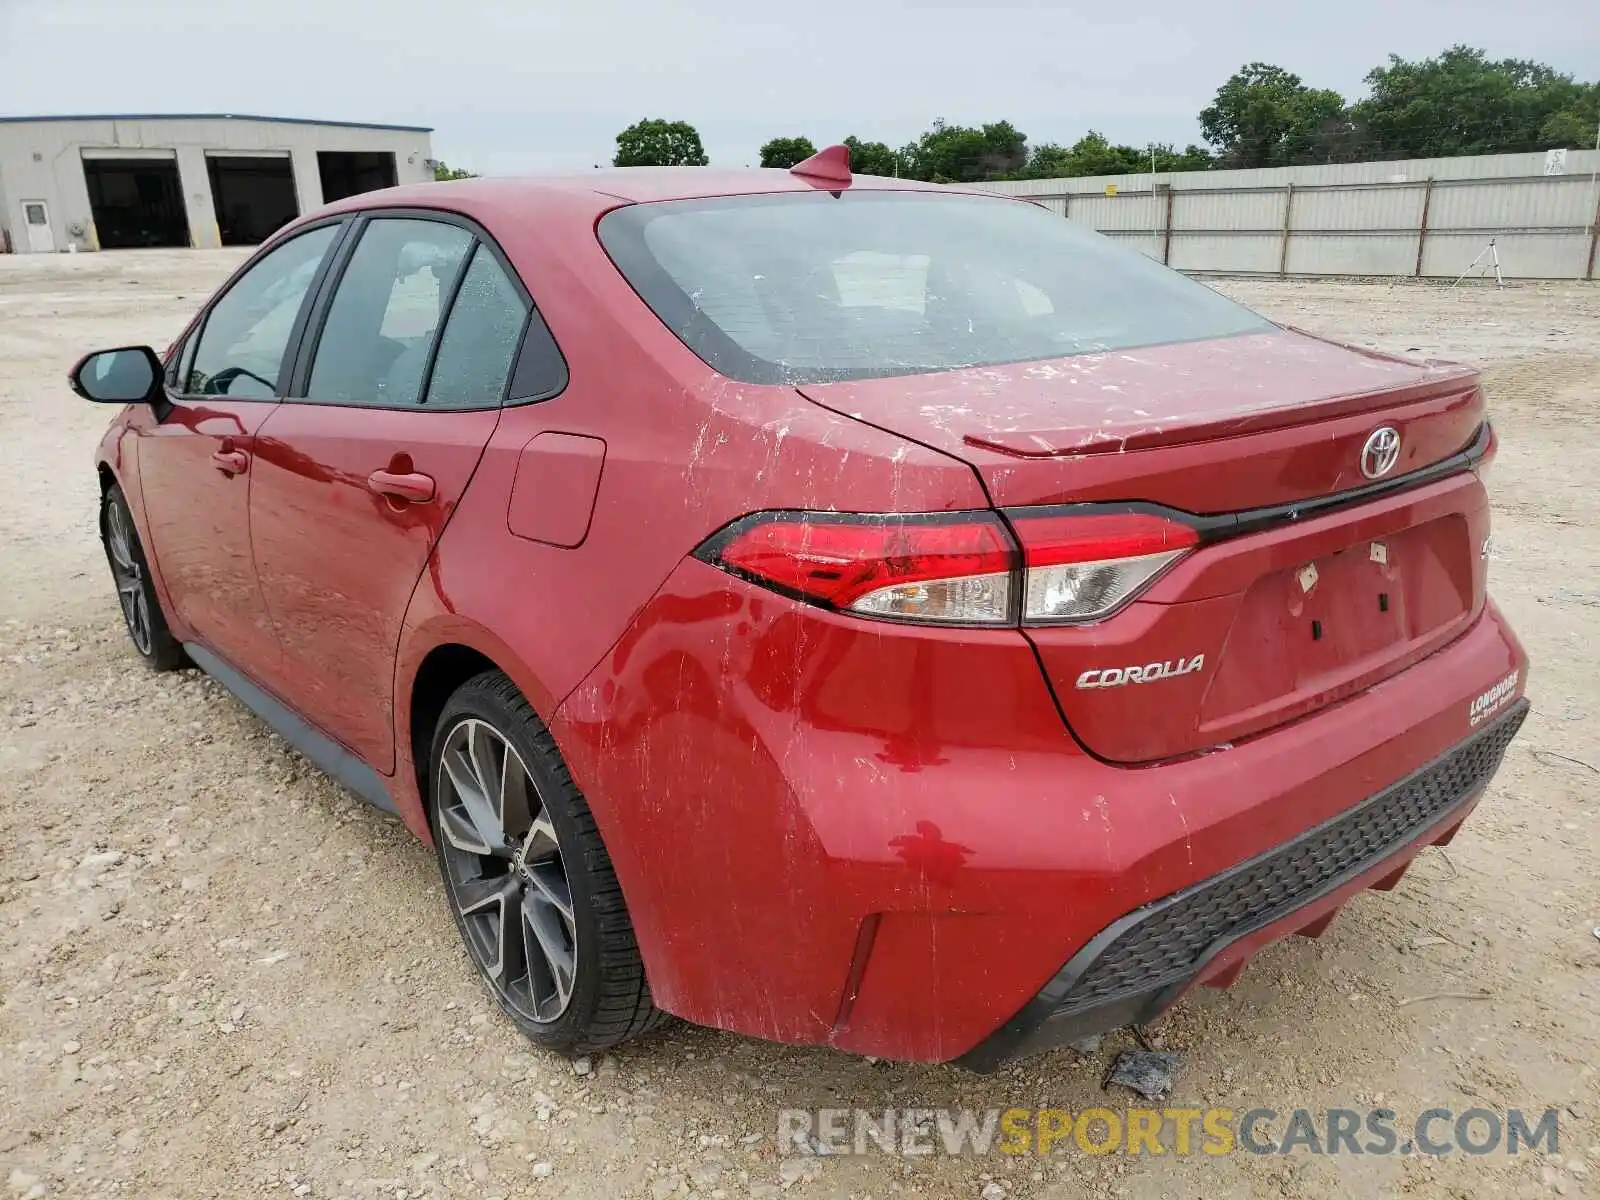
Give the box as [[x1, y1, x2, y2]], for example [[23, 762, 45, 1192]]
[[1469, 670, 1520, 727]]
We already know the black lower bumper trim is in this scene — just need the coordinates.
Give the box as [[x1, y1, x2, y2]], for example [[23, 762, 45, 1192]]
[[956, 699, 1528, 1072]]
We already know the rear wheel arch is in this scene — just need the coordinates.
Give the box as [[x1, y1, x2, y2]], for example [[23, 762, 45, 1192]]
[[403, 634, 566, 807], [426, 667, 668, 1051], [407, 642, 501, 809], [401, 639, 664, 962]]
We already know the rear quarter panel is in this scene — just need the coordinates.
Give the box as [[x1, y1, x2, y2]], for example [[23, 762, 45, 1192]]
[[390, 189, 987, 823]]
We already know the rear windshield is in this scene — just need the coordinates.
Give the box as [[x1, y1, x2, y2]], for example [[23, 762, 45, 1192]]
[[598, 191, 1274, 385]]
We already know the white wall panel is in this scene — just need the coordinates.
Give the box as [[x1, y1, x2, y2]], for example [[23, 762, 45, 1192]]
[[975, 149, 1600, 279]]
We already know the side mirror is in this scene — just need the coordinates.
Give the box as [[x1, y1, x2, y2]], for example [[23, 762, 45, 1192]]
[[69, 345, 164, 404]]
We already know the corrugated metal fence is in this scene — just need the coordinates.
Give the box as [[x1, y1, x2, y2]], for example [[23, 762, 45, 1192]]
[[971, 150, 1600, 280]]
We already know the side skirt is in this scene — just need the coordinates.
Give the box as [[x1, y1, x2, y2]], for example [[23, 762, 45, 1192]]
[[183, 642, 398, 816]]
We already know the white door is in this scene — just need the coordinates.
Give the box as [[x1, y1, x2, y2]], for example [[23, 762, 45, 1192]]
[[22, 202, 55, 253]]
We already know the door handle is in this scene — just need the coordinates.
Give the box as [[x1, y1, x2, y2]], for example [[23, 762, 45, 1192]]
[[211, 449, 249, 475], [366, 469, 436, 503]]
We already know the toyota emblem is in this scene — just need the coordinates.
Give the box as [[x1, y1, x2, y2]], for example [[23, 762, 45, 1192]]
[[1360, 427, 1401, 479]]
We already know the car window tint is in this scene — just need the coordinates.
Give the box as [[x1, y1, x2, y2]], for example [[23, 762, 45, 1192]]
[[185, 225, 338, 397], [424, 246, 529, 409], [599, 192, 1274, 385], [307, 218, 473, 407]]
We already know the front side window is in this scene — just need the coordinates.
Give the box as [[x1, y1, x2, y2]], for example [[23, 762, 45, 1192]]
[[185, 224, 339, 397], [306, 218, 473, 406], [599, 192, 1274, 385]]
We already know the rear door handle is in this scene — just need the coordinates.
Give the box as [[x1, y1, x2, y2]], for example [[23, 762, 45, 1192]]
[[211, 449, 249, 475], [366, 469, 436, 503]]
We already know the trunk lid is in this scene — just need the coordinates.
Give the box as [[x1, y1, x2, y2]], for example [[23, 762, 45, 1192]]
[[796, 329, 1482, 512], [798, 329, 1490, 763]]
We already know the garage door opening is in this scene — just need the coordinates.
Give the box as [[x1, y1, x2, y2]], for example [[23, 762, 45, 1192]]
[[317, 151, 398, 203], [83, 158, 189, 249], [207, 155, 299, 245]]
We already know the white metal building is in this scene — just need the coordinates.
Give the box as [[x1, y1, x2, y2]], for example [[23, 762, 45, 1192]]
[[0, 114, 434, 254]]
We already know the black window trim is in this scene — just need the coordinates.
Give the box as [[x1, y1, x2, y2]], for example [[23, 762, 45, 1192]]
[[163, 331, 188, 388], [284, 206, 569, 411], [414, 240, 479, 406], [164, 216, 355, 405], [175, 330, 199, 392]]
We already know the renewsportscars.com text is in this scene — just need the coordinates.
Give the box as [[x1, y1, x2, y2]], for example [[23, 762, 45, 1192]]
[[778, 1106, 1560, 1158]]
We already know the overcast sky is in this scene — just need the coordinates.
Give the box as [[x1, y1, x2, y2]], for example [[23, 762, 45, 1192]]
[[1, 0, 1593, 172]]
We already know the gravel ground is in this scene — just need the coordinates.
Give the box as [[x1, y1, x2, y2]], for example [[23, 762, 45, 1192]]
[[1, 250, 1597, 1199]]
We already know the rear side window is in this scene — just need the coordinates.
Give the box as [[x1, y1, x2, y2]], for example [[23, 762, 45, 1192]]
[[306, 218, 473, 406], [598, 192, 1273, 385], [185, 224, 338, 397], [424, 246, 528, 409]]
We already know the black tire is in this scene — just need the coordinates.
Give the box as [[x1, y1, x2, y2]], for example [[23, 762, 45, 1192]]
[[429, 670, 666, 1054], [100, 483, 187, 672]]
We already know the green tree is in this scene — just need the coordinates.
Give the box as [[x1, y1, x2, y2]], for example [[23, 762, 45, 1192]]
[[1163, 144, 1216, 172], [1353, 46, 1598, 158], [1021, 142, 1075, 179], [1200, 63, 1351, 167], [1539, 102, 1599, 150], [758, 136, 817, 168], [898, 120, 1029, 182], [432, 161, 477, 181], [842, 136, 899, 177], [613, 119, 709, 167], [1021, 134, 1212, 179]]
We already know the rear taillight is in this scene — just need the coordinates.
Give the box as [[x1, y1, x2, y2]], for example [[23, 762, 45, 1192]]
[[698, 512, 1016, 625], [1011, 511, 1198, 624], [696, 508, 1197, 627]]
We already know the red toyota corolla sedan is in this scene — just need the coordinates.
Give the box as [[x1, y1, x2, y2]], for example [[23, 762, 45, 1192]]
[[72, 148, 1528, 1069]]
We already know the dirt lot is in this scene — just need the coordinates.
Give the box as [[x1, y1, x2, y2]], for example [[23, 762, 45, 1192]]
[[1, 251, 1596, 1199]]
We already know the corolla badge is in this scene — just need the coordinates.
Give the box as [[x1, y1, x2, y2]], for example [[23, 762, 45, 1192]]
[[1076, 655, 1205, 689]]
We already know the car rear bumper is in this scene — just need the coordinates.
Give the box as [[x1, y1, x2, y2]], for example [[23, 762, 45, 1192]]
[[956, 698, 1527, 1071], [554, 560, 1529, 1063]]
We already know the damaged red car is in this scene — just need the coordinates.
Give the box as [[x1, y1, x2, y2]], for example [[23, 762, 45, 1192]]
[[73, 147, 1528, 1068]]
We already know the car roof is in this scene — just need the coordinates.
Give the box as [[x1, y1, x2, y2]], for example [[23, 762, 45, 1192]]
[[315, 168, 971, 221]]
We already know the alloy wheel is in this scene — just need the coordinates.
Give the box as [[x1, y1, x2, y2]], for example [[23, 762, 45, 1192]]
[[105, 500, 153, 656], [436, 718, 578, 1023]]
